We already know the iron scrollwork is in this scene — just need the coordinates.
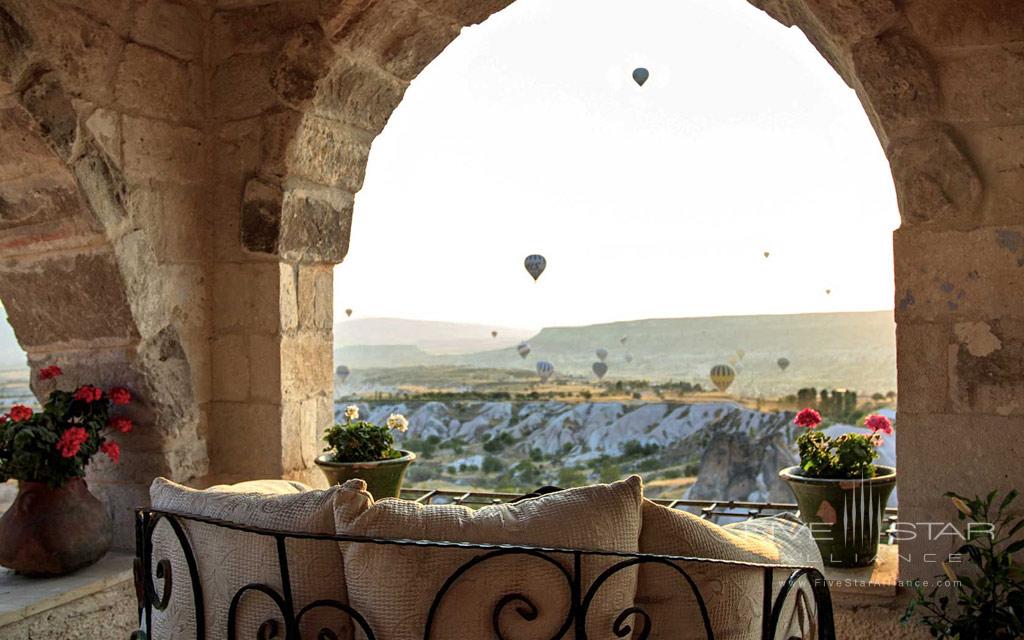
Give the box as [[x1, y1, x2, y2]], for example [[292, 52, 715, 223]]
[[133, 508, 836, 640]]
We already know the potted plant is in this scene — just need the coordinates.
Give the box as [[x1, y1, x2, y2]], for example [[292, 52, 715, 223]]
[[315, 405, 415, 499], [0, 366, 133, 576], [779, 408, 896, 567]]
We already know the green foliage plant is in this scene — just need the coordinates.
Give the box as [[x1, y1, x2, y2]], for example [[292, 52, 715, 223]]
[[322, 405, 406, 463]]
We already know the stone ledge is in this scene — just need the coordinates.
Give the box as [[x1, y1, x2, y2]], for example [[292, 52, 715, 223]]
[[0, 551, 134, 628], [824, 543, 899, 602]]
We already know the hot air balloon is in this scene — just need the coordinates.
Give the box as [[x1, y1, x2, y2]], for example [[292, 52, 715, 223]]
[[345, 308, 353, 318], [536, 361, 554, 382], [491, 331, 498, 338], [632, 67, 649, 86], [825, 289, 832, 295], [736, 349, 746, 360], [709, 364, 736, 393], [763, 251, 770, 258], [596, 348, 608, 362], [335, 365, 350, 383], [524, 255, 546, 281], [517, 342, 531, 359], [592, 361, 608, 380], [624, 353, 634, 364], [620, 336, 628, 345], [777, 357, 790, 371]]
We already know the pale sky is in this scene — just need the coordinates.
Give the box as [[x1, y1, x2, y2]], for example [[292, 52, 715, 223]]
[[334, 0, 900, 330]]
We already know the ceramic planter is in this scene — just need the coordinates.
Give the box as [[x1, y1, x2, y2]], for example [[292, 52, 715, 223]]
[[315, 450, 416, 499], [780, 465, 896, 567], [0, 477, 113, 576]]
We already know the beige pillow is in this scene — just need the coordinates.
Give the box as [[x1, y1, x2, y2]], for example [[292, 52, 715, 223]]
[[635, 500, 824, 639], [334, 476, 644, 640], [149, 478, 351, 640]]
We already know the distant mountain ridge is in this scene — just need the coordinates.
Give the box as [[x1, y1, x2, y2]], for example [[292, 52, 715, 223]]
[[335, 317, 535, 355]]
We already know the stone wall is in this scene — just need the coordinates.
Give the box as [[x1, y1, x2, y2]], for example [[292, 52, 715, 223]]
[[0, 0, 1020, 580]]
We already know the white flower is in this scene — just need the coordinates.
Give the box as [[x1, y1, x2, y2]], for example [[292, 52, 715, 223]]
[[386, 413, 409, 433], [344, 405, 360, 422]]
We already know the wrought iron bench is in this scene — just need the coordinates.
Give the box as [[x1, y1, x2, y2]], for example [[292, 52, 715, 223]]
[[132, 508, 836, 640]]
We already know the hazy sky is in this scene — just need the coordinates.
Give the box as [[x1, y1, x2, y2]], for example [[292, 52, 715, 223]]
[[335, 0, 900, 330]]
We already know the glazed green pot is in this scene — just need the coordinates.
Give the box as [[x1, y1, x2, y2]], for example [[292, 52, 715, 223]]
[[315, 451, 416, 499], [780, 465, 896, 567]]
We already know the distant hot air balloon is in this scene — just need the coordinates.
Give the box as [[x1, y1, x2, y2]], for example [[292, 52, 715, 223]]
[[345, 308, 353, 318], [491, 330, 498, 338], [763, 251, 770, 258], [596, 348, 608, 362], [632, 67, 649, 86], [736, 349, 746, 360], [624, 353, 634, 364], [777, 357, 791, 371], [825, 289, 832, 295], [709, 364, 736, 393], [536, 360, 554, 382], [524, 255, 547, 282], [335, 365, 350, 383], [517, 342, 531, 359], [592, 361, 608, 380], [620, 336, 628, 345]]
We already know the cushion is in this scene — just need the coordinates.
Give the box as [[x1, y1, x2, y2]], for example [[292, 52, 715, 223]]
[[334, 475, 645, 639], [634, 500, 824, 639], [149, 478, 351, 640]]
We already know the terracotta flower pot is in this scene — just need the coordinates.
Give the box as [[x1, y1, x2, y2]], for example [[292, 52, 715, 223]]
[[780, 465, 896, 567], [315, 451, 416, 499], [0, 477, 113, 576]]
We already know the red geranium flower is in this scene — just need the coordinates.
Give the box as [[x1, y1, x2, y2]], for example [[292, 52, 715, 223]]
[[9, 405, 32, 422], [0, 414, 7, 425], [39, 365, 63, 380], [793, 408, 822, 429], [108, 387, 132, 406], [99, 441, 120, 464], [56, 426, 89, 458], [108, 416, 133, 433], [864, 414, 893, 435], [74, 385, 103, 403]]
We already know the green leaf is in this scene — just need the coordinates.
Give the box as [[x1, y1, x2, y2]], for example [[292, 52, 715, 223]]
[[1005, 539, 1024, 555]]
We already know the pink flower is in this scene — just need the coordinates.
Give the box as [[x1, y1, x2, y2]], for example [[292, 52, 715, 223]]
[[869, 433, 885, 447], [108, 416, 133, 433], [793, 408, 822, 429], [108, 387, 131, 406], [99, 441, 120, 464], [9, 405, 32, 422], [39, 365, 63, 380], [864, 414, 893, 435], [74, 385, 103, 403], [56, 426, 89, 458]]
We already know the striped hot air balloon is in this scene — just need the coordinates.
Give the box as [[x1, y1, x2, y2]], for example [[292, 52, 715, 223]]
[[592, 361, 608, 380], [524, 255, 547, 281], [709, 364, 736, 392], [517, 342, 531, 359], [536, 360, 554, 382]]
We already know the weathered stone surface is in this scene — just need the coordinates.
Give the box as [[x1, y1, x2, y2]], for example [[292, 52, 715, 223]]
[[950, 320, 1024, 416], [116, 43, 200, 123], [212, 333, 249, 402], [271, 24, 333, 108], [888, 128, 982, 225], [83, 108, 121, 167], [311, 57, 407, 133], [248, 333, 281, 402], [940, 46, 1024, 123], [324, 0, 460, 80], [905, 0, 1024, 48], [212, 1, 321, 62], [852, 31, 940, 125], [73, 140, 129, 231], [288, 115, 371, 192], [207, 401, 283, 477], [278, 185, 353, 263], [212, 52, 280, 121], [0, 251, 137, 347], [0, 5, 31, 87], [258, 108, 303, 178], [18, 70, 78, 161], [799, 0, 898, 44], [896, 322, 951, 414], [241, 177, 283, 254], [296, 264, 332, 330], [122, 116, 205, 183], [413, 0, 513, 27], [211, 262, 281, 333], [962, 124, 1024, 222], [131, 0, 202, 61], [280, 332, 332, 401]]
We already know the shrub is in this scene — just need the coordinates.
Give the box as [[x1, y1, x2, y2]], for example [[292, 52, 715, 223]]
[[481, 455, 505, 474], [322, 406, 407, 463]]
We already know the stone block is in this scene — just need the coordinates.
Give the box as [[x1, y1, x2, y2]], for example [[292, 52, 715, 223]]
[[84, 108, 122, 168], [211, 0, 320, 61], [73, 140, 130, 232], [207, 401, 284, 477], [852, 31, 940, 126], [0, 250, 137, 348], [18, 70, 78, 161], [281, 396, 321, 472], [214, 117, 262, 178], [888, 127, 982, 226], [248, 333, 281, 402], [413, 0, 513, 27], [893, 225, 1024, 323], [0, 6, 32, 88], [278, 185, 353, 263], [122, 116, 205, 183], [906, 0, 1024, 48], [895, 322, 950, 414], [211, 52, 280, 122], [131, 0, 203, 61], [116, 44, 199, 123], [271, 24, 333, 108], [311, 57, 407, 134], [288, 115, 371, 192], [52, 0, 135, 36], [241, 177, 282, 254], [279, 261, 299, 332], [258, 108, 303, 179], [211, 262, 281, 333], [949, 319, 1024, 415], [280, 332, 333, 401], [297, 264, 333, 330], [799, 0, 898, 44], [211, 333, 249, 402], [940, 46, 1024, 123]]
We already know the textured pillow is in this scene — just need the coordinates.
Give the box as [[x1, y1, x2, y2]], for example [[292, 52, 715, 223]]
[[334, 476, 644, 640], [635, 501, 824, 639], [149, 478, 351, 640]]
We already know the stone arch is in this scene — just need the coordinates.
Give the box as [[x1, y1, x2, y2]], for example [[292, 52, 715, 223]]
[[0, 4, 206, 542]]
